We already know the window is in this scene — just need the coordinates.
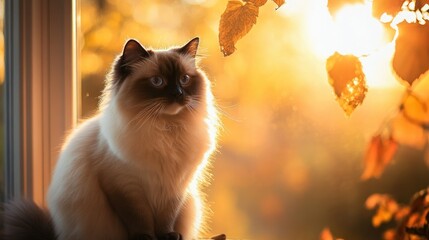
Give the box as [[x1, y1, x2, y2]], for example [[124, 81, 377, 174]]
[[3, 0, 76, 205], [0, 0, 4, 202]]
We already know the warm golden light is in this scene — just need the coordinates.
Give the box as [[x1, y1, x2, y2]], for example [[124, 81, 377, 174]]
[[307, 2, 386, 57], [306, 1, 401, 88], [333, 4, 385, 56]]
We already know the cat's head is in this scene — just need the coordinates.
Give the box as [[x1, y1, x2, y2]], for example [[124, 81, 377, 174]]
[[104, 38, 210, 123]]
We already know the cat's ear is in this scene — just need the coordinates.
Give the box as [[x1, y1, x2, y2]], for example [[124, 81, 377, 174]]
[[112, 40, 150, 88], [177, 37, 199, 58], [122, 39, 150, 64]]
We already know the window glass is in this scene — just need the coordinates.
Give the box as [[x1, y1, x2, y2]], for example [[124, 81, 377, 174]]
[[80, 0, 429, 239]]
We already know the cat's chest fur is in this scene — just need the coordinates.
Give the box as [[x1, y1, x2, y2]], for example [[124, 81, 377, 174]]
[[100, 103, 209, 198]]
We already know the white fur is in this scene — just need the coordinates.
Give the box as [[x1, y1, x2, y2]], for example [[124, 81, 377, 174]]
[[47, 66, 217, 239]]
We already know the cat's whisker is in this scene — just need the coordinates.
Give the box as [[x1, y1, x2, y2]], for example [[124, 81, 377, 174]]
[[128, 98, 166, 124], [136, 103, 162, 131], [138, 101, 166, 130], [127, 101, 160, 127], [185, 105, 197, 119]]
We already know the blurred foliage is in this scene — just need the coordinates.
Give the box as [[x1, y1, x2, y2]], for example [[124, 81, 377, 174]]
[[361, 134, 398, 180], [320, 228, 344, 240], [81, 0, 429, 239], [366, 188, 429, 240]]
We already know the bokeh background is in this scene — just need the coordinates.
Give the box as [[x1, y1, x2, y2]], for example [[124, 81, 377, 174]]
[[79, 0, 429, 239], [0, 0, 428, 239]]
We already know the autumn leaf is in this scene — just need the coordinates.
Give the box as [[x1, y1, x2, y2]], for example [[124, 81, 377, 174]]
[[416, 0, 429, 10], [361, 134, 398, 180], [405, 189, 429, 239], [372, 0, 404, 19], [366, 194, 400, 227], [391, 112, 427, 149], [392, 22, 429, 86], [391, 92, 428, 149], [326, 52, 368, 116], [320, 228, 334, 240], [382, 229, 396, 240], [219, 1, 259, 56], [401, 92, 429, 128], [272, 0, 285, 8]]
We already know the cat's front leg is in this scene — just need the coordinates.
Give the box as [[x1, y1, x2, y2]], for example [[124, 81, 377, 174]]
[[154, 198, 184, 240], [99, 172, 156, 239], [174, 192, 200, 240]]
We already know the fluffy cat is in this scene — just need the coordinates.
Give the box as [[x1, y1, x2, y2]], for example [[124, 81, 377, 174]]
[[2, 37, 219, 240]]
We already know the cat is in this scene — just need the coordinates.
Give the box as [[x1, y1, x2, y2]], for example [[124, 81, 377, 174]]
[[2, 37, 219, 240]]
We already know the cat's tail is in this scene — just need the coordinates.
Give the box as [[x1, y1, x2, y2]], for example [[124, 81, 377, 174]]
[[1, 199, 57, 240]]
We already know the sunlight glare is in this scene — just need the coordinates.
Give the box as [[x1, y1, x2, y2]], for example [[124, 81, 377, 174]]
[[333, 4, 385, 56], [305, 1, 399, 88], [307, 2, 386, 57]]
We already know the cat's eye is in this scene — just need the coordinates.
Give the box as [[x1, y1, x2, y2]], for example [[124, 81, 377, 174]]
[[180, 74, 191, 86], [149, 76, 164, 87]]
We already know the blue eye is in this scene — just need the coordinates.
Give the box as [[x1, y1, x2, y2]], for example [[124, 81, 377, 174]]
[[150, 76, 164, 87], [180, 74, 191, 86]]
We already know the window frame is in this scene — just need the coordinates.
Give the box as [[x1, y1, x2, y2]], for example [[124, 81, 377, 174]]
[[4, 0, 78, 205]]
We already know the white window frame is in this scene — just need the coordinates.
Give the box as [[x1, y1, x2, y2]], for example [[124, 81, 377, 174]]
[[4, 0, 78, 205]]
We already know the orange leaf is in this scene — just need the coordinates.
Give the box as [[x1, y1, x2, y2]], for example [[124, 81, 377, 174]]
[[361, 135, 398, 180], [392, 22, 429, 86], [248, 0, 268, 7], [219, 1, 259, 56], [382, 229, 396, 240], [320, 228, 334, 240], [272, 0, 285, 8], [365, 194, 399, 227], [326, 52, 368, 116]]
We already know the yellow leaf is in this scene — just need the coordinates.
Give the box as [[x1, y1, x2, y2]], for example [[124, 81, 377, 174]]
[[326, 52, 368, 116], [391, 111, 427, 149], [272, 0, 285, 8], [219, 1, 259, 56], [400, 91, 429, 132]]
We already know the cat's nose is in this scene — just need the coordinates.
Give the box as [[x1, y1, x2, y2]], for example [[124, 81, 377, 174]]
[[173, 86, 184, 99]]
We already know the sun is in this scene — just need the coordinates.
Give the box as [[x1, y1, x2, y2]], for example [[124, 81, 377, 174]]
[[305, 0, 401, 88], [306, 1, 387, 57], [332, 4, 385, 56]]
